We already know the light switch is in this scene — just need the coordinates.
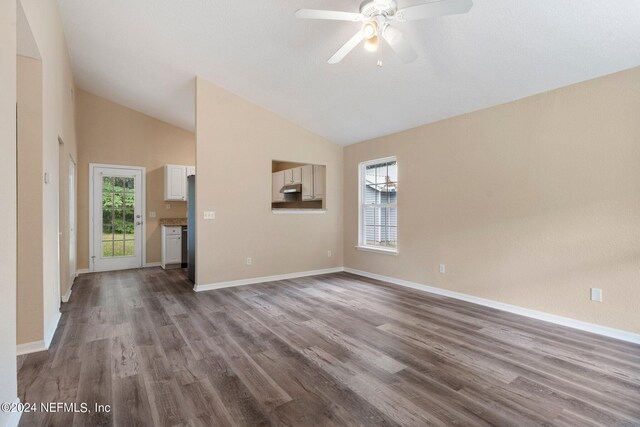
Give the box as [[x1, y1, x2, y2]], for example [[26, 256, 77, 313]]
[[149, 211, 156, 218], [203, 211, 216, 220]]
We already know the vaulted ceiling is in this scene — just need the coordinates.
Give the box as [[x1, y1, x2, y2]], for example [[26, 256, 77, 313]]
[[58, 0, 640, 145]]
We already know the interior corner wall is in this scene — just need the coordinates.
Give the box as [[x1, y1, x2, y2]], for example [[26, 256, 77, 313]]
[[343, 67, 640, 334], [17, 55, 44, 345], [19, 0, 78, 346], [195, 77, 343, 286], [75, 90, 195, 269], [0, 0, 19, 421]]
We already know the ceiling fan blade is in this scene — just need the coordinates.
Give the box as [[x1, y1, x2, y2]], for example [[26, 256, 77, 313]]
[[295, 9, 363, 22], [328, 31, 365, 64], [396, 0, 473, 21], [382, 26, 417, 63]]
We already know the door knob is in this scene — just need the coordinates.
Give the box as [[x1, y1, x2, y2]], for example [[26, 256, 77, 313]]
[[136, 221, 143, 226]]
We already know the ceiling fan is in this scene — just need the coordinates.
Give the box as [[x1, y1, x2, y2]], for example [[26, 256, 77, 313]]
[[295, 0, 473, 65]]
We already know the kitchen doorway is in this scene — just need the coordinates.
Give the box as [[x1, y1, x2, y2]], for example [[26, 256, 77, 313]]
[[89, 164, 145, 272]]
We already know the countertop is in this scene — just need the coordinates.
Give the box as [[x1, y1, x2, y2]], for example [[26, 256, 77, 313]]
[[159, 218, 188, 226]]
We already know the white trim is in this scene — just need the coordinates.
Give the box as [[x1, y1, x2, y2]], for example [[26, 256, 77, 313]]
[[2, 398, 23, 427], [195, 267, 344, 292], [272, 209, 327, 214], [344, 268, 640, 345], [16, 340, 46, 356], [355, 245, 398, 255], [61, 286, 72, 303], [358, 156, 398, 251], [76, 268, 89, 276], [44, 310, 62, 349], [68, 154, 77, 298], [88, 163, 146, 273]]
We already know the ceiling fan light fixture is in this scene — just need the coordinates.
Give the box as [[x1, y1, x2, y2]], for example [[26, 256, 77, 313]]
[[364, 35, 379, 52], [362, 21, 377, 39]]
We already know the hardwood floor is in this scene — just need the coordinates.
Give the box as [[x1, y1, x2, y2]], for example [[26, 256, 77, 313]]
[[17, 268, 640, 426]]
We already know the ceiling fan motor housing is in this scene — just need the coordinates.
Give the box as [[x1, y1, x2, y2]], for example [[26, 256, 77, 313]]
[[360, 0, 397, 17]]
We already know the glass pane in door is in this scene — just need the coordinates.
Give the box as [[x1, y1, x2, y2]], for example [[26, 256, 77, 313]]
[[101, 175, 135, 257]]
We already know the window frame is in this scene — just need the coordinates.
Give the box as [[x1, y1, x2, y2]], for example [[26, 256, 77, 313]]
[[357, 156, 398, 255]]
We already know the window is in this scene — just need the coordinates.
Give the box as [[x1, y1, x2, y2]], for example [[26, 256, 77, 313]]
[[359, 157, 397, 253]]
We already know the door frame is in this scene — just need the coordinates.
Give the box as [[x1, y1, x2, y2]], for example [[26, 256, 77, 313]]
[[69, 154, 77, 282], [88, 163, 146, 273]]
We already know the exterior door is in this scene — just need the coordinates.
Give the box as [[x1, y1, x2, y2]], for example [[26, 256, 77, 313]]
[[91, 165, 144, 272]]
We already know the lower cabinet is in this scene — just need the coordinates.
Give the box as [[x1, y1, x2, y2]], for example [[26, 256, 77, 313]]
[[162, 226, 182, 269]]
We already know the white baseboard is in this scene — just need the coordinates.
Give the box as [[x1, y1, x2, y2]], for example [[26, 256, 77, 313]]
[[195, 267, 345, 292], [44, 311, 62, 349], [16, 340, 46, 356], [144, 262, 162, 268], [1, 398, 22, 427], [76, 268, 89, 276], [344, 268, 640, 345], [61, 286, 72, 303], [17, 311, 62, 356]]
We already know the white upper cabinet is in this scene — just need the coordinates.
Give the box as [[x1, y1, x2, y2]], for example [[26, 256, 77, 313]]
[[272, 171, 286, 202], [284, 167, 302, 185], [164, 164, 194, 201], [301, 164, 314, 201], [313, 165, 325, 200]]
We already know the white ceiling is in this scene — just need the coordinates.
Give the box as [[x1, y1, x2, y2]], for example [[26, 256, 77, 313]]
[[57, 0, 640, 145]]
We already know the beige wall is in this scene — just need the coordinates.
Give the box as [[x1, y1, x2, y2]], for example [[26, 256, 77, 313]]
[[17, 55, 44, 344], [344, 67, 640, 334], [76, 89, 195, 269], [195, 77, 343, 285], [0, 0, 18, 419], [18, 0, 78, 345]]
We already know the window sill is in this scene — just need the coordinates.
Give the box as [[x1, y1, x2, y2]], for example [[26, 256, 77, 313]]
[[355, 245, 398, 255], [272, 209, 327, 215]]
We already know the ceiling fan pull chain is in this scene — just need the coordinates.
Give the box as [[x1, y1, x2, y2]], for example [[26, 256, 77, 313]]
[[377, 32, 384, 68]]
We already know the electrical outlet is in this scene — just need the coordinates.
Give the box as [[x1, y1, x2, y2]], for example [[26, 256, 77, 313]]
[[327, 250, 332, 258], [165, 203, 171, 210], [149, 211, 156, 218], [439, 264, 446, 274], [246, 257, 252, 265], [203, 211, 216, 220], [590, 288, 602, 302]]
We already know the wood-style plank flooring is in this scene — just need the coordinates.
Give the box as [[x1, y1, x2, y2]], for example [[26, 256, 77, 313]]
[[17, 268, 640, 426]]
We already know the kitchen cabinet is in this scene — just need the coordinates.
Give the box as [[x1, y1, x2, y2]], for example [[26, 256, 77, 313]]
[[300, 164, 325, 201], [272, 171, 286, 203], [284, 167, 302, 185], [272, 164, 325, 205], [164, 164, 195, 201], [313, 165, 325, 200], [162, 226, 182, 269], [301, 164, 314, 201]]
